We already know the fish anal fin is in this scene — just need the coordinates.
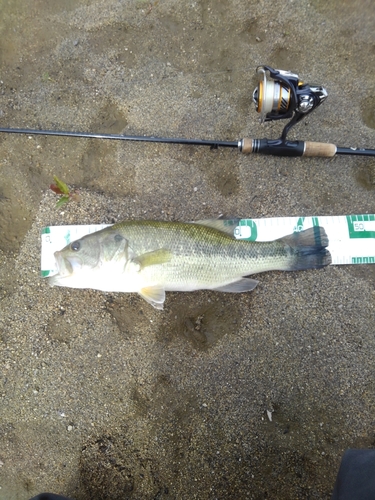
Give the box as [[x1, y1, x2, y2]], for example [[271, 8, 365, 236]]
[[134, 249, 173, 269], [139, 285, 166, 309], [213, 278, 259, 293]]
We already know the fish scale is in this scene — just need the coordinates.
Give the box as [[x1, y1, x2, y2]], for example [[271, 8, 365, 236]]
[[112, 222, 292, 282]]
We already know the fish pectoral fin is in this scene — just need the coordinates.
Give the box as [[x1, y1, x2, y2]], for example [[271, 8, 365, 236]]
[[139, 285, 166, 310], [213, 278, 259, 293], [134, 249, 173, 269]]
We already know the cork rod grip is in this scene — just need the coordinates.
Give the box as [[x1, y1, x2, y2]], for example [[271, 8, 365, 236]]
[[303, 141, 337, 157], [240, 137, 254, 154]]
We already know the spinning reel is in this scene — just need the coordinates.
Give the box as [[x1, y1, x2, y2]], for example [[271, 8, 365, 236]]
[[252, 65, 328, 141], [234, 64, 336, 157]]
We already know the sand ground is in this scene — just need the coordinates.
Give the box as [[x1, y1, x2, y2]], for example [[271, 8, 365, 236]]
[[0, 0, 375, 498]]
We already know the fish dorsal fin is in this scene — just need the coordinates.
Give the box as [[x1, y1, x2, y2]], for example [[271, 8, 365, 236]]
[[213, 278, 259, 293], [139, 285, 166, 309], [193, 218, 240, 236], [133, 249, 173, 269]]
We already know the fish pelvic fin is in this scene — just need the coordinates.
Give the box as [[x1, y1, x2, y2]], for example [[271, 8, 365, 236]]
[[139, 285, 166, 310], [213, 278, 259, 293], [279, 227, 332, 270]]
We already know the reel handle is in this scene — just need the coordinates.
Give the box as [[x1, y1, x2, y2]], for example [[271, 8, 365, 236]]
[[240, 138, 337, 157]]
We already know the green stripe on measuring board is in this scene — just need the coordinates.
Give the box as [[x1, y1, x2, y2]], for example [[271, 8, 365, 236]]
[[40, 214, 375, 277]]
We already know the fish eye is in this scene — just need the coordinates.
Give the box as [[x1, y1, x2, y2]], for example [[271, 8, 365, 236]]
[[114, 234, 123, 242], [71, 241, 81, 251]]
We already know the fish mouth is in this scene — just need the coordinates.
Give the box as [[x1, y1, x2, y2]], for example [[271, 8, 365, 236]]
[[48, 251, 83, 285]]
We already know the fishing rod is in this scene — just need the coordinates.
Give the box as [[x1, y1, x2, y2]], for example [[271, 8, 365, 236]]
[[1, 65, 375, 158]]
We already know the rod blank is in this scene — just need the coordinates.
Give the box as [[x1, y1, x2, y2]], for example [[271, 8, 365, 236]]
[[1, 126, 375, 157], [0, 127, 239, 149]]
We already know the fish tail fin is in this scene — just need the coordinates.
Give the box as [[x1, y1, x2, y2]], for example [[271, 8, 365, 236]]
[[279, 226, 331, 270]]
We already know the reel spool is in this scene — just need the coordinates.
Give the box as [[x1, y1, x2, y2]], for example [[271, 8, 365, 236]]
[[252, 66, 328, 140]]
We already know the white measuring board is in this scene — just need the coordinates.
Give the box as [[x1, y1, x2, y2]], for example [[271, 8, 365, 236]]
[[41, 214, 375, 277]]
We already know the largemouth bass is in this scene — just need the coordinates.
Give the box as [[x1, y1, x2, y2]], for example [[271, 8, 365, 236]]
[[48, 219, 331, 309]]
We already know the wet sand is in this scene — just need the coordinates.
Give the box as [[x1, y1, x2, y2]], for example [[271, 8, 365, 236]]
[[0, 0, 375, 498]]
